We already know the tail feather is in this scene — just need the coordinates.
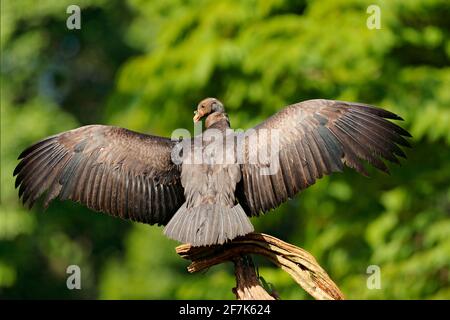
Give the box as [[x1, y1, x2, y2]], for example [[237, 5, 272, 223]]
[[164, 203, 254, 247]]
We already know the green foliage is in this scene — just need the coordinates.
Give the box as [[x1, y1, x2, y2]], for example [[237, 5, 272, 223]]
[[1, 0, 449, 299]]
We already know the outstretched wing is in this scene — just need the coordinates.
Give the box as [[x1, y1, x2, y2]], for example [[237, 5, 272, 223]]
[[14, 125, 185, 225], [237, 99, 411, 216]]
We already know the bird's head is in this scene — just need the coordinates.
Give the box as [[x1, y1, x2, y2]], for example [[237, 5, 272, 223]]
[[193, 98, 225, 123]]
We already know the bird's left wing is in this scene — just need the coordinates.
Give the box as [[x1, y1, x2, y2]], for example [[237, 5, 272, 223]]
[[14, 125, 185, 225], [237, 99, 411, 216]]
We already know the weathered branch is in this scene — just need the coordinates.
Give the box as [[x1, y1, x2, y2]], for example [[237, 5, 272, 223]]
[[232, 255, 275, 300], [176, 233, 344, 300]]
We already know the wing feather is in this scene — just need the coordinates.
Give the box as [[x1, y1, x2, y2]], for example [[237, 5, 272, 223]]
[[14, 125, 185, 225], [238, 99, 410, 216]]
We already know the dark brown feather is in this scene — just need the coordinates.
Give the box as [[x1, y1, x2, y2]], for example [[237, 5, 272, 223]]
[[14, 125, 185, 226], [238, 99, 411, 216]]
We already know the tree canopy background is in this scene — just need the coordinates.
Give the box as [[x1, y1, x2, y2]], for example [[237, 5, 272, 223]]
[[1, 0, 449, 299]]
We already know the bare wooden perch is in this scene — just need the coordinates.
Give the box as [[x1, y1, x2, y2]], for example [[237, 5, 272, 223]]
[[176, 233, 344, 300], [232, 255, 276, 300]]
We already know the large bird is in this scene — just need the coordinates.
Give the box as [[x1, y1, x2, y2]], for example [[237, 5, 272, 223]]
[[14, 98, 410, 246]]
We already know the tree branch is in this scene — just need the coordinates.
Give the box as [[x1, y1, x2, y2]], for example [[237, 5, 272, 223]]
[[232, 255, 275, 300], [176, 233, 344, 300]]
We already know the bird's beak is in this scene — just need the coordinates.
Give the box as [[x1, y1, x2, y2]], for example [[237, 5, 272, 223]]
[[193, 111, 202, 123]]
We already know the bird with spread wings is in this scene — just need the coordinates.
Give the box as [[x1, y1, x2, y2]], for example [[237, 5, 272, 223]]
[[14, 98, 411, 246]]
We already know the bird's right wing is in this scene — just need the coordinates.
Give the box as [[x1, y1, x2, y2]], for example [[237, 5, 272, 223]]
[[14, 125, 185, 225], [237, 99, 411, 216]]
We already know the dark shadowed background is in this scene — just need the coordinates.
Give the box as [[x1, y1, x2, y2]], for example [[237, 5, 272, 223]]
[[1, 0, 449, 299]]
